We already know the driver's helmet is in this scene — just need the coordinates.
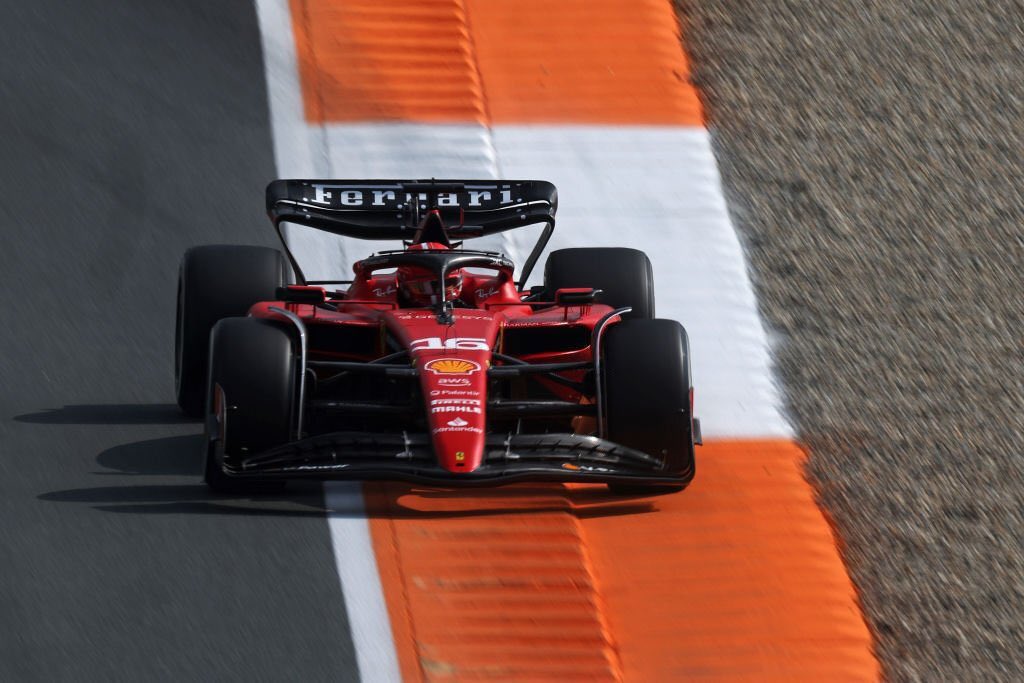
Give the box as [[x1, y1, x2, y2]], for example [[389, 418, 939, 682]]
[[397, 242, 463, 307]]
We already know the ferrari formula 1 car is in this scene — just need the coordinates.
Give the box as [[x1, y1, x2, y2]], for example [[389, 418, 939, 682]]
[[175, 179, 700, 494]]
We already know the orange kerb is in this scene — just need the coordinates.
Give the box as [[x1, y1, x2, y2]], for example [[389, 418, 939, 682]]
[[366, 440, 879, 681], [364, 483, 621, 681], [289, 0, 704, 125], [289, 0, 486, 123]]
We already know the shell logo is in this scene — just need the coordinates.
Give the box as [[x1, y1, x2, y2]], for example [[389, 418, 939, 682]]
[[424, 358, 481, 375]]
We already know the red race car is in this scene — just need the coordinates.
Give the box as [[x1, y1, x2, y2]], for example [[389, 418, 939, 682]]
[[175, 179, 700, 494]]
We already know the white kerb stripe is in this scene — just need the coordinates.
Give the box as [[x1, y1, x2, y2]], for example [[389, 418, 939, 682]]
[[294, 121, 792, 439], [493, 125, 792, 439]]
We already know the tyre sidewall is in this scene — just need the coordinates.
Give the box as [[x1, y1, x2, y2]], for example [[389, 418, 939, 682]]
[[204, 317, 296, 491], [603, 318, 695, 478], [175, 245, 289, 416]]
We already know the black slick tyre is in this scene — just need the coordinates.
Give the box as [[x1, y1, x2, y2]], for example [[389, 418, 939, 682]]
[[543, 247, 655, 319], [175, 245, 290, 417], [204, 317, 296, 493], [602, 318, 695, 495]]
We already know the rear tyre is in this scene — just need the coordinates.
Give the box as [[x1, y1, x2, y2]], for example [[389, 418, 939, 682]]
[[204, 317, 296, 493], [176, 245, 290, 417], [602, 319, 695, 495], [543, 247, 655, 319]]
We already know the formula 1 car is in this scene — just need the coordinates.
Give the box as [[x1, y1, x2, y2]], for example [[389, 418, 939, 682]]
[[175, 179, 700, 494]]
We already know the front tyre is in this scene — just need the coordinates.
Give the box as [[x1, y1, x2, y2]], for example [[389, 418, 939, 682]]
[[204, 317, 296, 493], [176, 245, 290, 417], [602, 319, 695, 495]]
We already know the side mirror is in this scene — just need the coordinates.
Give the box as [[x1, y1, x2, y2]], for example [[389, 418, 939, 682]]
[[276, 285, 326, 304], [554, 287, 602, 306]]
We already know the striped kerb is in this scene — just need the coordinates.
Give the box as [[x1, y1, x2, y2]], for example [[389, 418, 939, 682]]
[[263, 0, 881, 680], [290, 0, 704, 125]]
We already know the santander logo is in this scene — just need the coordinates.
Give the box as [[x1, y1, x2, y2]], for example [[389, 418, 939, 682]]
[[447, 417, 469, 427]]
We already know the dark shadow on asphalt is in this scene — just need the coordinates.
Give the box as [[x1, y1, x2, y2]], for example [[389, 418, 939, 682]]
[[38, 432, 658, 519], [14, 403, 197, 425], [98, 434, 205, 476], [38, 485, 332, 518]]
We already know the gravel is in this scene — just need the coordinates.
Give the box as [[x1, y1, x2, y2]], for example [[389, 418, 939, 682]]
[[676, 1, 1024, 679]]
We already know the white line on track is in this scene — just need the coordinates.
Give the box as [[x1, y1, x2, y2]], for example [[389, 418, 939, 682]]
[[321, 484, 401, 683], [255, 2, 401, 681]]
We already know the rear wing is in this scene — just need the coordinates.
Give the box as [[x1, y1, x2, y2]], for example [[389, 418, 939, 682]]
[[266, 179, 558, 287]]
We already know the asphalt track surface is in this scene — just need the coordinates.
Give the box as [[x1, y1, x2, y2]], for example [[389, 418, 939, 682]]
[[681, 1, 1024, 679], [4, 1, 1022, 681], [0, 2, 359, 680]]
